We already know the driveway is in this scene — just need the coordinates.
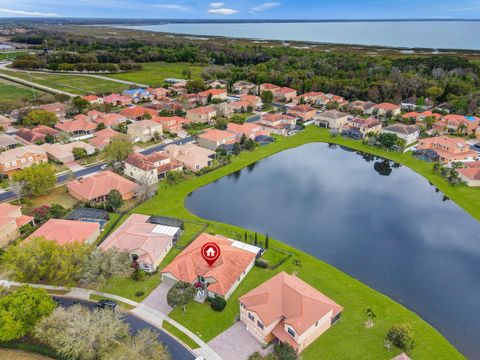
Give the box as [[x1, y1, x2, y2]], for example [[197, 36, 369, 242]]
[[208, 322, 271, 360], [141, 282, 173, 315]]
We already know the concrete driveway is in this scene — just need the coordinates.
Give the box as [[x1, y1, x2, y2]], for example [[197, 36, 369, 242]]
[[208, 322, 271, 360], [141, 282, 173, 315]]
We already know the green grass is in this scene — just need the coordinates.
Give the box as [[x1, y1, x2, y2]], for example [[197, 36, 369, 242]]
[[0, 78, 42, 100], [99, 273, 162, 302], [0, 70, 129, 95], [107, 62, 204, 86], [128, 126, 466, 359], [89, 294, 136, 310], [162, 321, 200, 350]]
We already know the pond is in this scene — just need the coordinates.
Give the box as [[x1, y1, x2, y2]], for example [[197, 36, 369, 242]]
[[185, 143, 480, 358]]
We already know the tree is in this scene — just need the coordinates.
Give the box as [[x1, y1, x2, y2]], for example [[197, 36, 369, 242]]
[[182, 68, 192, 80], [0, 285, 55, 342], [186, 79, 206, 93], [273, 342, 297, 360], [104, 329, 171, 360], [254, 232, 258, 245], [385, 324, 415, 353], [214, 117, 228, 130], [96, 122, 106, 131], [10, 180, 26, 205], [104, 135, 133, 163], [210, 296, 227, 312], [72, 97, 89, 113], [12, 163, 56, 196], [23, 109, 58, 127], [365, 307, 377, 328], [44, 133, 55, 143], [292, 258, 302, 275], [265, 234, 270, 249], [80, 248, 131, 286], [72, 147, 88, 160], [34, 304, 130, 360], [2, 237, 91, 285], [106, 189, 124, 212], [378, 133, 399, 150], [167, 281, 196, 312], [261, 90, 274, 105]]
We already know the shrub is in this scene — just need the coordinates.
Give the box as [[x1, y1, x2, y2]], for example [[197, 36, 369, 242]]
[[273, 342, 297, 360], [131, 269, 147, 282], [255, 259, 269, 268], [210, 296, 227, 312], [135, 291, 145, 297], [385, 324, 415, 353]]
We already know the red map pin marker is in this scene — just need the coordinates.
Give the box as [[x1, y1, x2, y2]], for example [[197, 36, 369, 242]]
[[201, 242, 221, 266]]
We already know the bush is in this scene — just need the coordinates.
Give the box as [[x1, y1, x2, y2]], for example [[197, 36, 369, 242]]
[[273, 342, 297, 360], [131, 269, 147, 282], [135, 291, 145, 297], [255, 258, 269, 268], [385, 324, 415, 353], [210, 296, 227, 312]]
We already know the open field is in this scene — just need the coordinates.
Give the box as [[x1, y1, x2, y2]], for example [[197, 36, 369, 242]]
[[107, 62, 204, 86], [0, 69, 129, 95], [0, 78, 44, 100], [128, 126, 466, 360]]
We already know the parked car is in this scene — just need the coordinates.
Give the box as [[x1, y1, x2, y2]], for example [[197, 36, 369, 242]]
[[96, 299, 117, 310], [100, 164, 108, 170]]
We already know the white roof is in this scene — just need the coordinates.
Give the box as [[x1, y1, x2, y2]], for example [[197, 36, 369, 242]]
[[231, 240, 262, 254], [152, 224, 181, 237]]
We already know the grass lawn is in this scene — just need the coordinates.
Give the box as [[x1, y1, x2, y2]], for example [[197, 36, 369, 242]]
[[99, 273, 162, 302], [107, 62, 204, 86], [128, 126, 466, 359], [162, 321, 200, 350], [18, 186, 78, 215], [0, 78, 43, 101], [0, 70, 129, 95]]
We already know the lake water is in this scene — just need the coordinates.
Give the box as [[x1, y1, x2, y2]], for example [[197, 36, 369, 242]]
[[186, 143, 480, 358], [119, 21, 480, 50]]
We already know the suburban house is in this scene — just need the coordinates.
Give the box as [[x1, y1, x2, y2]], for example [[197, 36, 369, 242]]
[[0, 203, 34, 247], [99, 214, 181, 272], [239, 272, 343, 353], [83, 95, 104, 105], [152, 116, 189, 134], [120, 106, 157, 121], [347, 100, 376, 114], [258, 114, 297, 135], [91, 113, 126, 128], [342, 117, 383, 139], [315, 93, 348, 108], [457, 162, 480, 187], [259, 83, 280, 95], [0, 135, 20, 150], [0, 145, 48, 176], [391, 353, 411, 360], [124, 152, 182, 185], [382, 124, 421, 145], [240, 94, 263, 109], [161, 233, 261, 300], [228, 100, 253, 113], [233, 81, 257, 95], [208, 79, 227, 89], [88, 128, 122, 150], [127, 120, 163, 143], [226, 122, 269, 140], [417, 136, 477, 164], [315, 110, 350, 129], [56, 118, 96, 137], [27, 219, 100, 245], [371, 102, 401, 117], [275, 87, 298, 102], [122, 88, 154, 103], [39, 103, 68, 118], [198, 89, 228, 105], [40, 141, 95, 163], [148, 87, 169, 100], [294, 92, 324, 105], [171, 81, 188, 95], [17, 125, 60, 144], [288, 105, 317, 122], [180, 93, 200, 108], [67, 170, 139, 203], [442, 114, 480, 134], [186, 106, 217, 124], [103, 94, 132, 107], [197, 129, 237, 151], [164, 143, 215, 171]]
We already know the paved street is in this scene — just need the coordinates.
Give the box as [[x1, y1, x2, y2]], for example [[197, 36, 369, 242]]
[[54, 297, 196, 360]]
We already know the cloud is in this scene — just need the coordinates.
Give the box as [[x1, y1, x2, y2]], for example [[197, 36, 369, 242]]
[[209, 2, 224, 8], [208, 8, 237, 15], [155, 4, 191, 11], [250, 2, 280, 12], [0, 8, 59, 16]]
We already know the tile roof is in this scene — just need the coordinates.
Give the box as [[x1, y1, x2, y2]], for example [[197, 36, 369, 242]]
[[27, 218, 99, 245], [199, 129, 236, 142], [56, 118, 96, 133], [383, 124, 420, 135], [458, 167, 480, 181], [198, 89, 227, 97], [374, 102, 401, 111], [187, 106, 217, 115], [120, 106, 157, 119]]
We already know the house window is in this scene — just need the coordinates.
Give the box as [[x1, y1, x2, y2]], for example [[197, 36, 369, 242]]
[[248, 313, 254, 321], [287, 327, 296, 338], [257, 321, 264, 330], [12, 161, 16, 166]]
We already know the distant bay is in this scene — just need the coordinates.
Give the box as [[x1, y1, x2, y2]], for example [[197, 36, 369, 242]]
[[115, 21, 480, 50]]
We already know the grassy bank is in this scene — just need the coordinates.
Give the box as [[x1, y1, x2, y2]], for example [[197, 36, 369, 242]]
[[0, 78, 45, 100], [129, 126, 466, 359]]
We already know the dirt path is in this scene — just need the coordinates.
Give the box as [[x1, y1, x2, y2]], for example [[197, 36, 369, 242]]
[[0, 348, 53, 360]]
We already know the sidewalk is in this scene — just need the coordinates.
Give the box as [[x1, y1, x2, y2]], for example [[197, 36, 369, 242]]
[[0, 280, 222, 360]]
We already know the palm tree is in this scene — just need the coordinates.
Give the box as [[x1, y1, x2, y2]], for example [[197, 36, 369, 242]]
[[365, 307, 377, 328]]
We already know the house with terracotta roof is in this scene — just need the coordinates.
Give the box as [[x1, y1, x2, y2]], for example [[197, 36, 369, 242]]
[[258, 114, 296, 135], [293, 92, 324, 105], [38, 103, 68, 118], [275, 87, 298, 102], [239, 272, 343, 353], [127, 120, 163, 143], [233, 81, 257, 95], [226, 122, 269, 140], [88, 128, 122, 150], [83, 95, 104, 105], [240, 94, 263, 109], [41, 141, 95, 164], [186, 106, 217, 124], [164, 143, 215, 171], [120, 106, 157, 121], [382, 124, 421, 145], [103, 94, 132, 107], [99, 214, 181, 272], [148, 87, 169, 100], [91, 113, 126, 128], [27, 219, 100, 245], [124, 152, 182, 185], [347, 100, 376, 114], [228, 100, 253, 113], [207, 79, 227, 89], [457, 162, 480, 186], [342, 117, 383, 139], [443, 114, 480, 134], [161, 233, 261, 299], [152, 116, 189, 134], [55, 118, 96, 137], [67, 170, 139, 203], [288, 105, 317, 122], [0, 203, 34, 247], [314, 110, 351, 129], [0, 145, 48, 176], [180, 93, 200, 108], [171, 81, 188, 95], [391, 353, 411, 360], [197, 129, 237, 151], [417, 136, 477, 164], [371, 102, 401, 117], [259, 83, 280, 95], [16, 125, 60, 144], [198, 89, 228, 105]]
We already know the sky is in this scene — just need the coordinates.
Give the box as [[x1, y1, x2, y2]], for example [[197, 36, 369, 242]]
[[1, 0, 480, 19]]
